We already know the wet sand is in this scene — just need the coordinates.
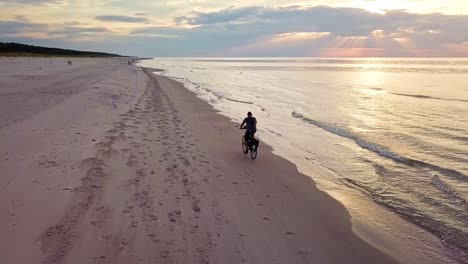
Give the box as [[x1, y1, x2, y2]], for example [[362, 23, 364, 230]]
[[0, 57, 398, 263]]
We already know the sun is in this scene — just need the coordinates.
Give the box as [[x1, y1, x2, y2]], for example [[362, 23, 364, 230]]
[[361, 0, 387, 14], [356, 0, 407, 14], [364, 5, 386, 14]]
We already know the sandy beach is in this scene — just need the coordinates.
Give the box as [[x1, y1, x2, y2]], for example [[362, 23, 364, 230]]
[[0, 57, 449, 264]]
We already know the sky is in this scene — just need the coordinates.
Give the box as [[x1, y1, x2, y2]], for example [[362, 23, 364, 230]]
[[1, 0, 468, 57]]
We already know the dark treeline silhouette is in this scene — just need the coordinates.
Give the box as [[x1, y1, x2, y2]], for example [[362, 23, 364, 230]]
[[0, 42, 121, 57]]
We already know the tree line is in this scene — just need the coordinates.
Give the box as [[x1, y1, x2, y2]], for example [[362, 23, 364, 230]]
[[0, 42, 121, 57]]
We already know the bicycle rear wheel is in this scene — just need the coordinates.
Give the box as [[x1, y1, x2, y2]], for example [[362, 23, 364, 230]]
[[250, 145, 257, 159], [242, 136, 248, 154]]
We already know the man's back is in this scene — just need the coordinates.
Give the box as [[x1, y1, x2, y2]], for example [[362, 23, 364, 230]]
[[243, 116, 257, 133]]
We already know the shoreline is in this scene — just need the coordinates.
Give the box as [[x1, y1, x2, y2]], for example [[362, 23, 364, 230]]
[[140, 67, 397, 263], [140, 65, 462, 264], [0, 57, 455, 263]]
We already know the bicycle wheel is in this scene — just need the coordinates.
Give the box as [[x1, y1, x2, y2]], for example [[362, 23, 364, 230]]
[[242, 136, 248, 154], [250, 144, 257, 160]]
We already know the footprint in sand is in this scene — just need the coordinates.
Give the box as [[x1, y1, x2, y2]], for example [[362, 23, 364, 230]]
[[117, 240, 130, 253], [168, 210, 181, 222], [160, 250, 169, 258], [38, 160, 59, 168], [148, 233, 159, 243], [121, 208, 131, 215], [192, 202, 201, 212], [149, 214, 158, 221], [93, 255, 107, 263], [102, 234, 112, 240], [126, 155, 138, 166], [298, 250, 311, 256]]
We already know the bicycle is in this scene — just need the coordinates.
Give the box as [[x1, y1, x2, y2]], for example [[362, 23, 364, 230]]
[[240, 127, 258, 160]]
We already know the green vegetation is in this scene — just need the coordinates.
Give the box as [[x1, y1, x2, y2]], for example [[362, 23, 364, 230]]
[[0, 42, 122, 57]]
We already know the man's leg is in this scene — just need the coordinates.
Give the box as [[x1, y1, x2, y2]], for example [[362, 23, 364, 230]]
[[244, 132, 251, 153], [251, 132, 256, 148]]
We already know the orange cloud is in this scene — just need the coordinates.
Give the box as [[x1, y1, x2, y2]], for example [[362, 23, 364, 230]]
[[442, 42, 468, 56], [319, 48, 385, 57], [271, 32, 331, 42]]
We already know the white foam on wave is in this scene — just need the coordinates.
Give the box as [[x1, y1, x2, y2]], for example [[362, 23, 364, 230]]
[[431, 175, 467, 205], [291, 111, 468, 184], [291, 111, 406, 162]]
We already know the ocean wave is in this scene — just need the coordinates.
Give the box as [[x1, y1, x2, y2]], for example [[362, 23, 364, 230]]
[[201, 90, 254, 105], [267, 128, 283, 137], [431, 175, 467, 205], [453, 136, 468, 142], [366, 87, 384, 91], [202, 88, 225, 99], [434, 125, 467, 133], [163, 72, 260, 108], [190, 58, 468, 66], [291, 111, 468, 182], [390, 92, 468, 103], [224, 65, 468, 74], [342, 177, 468, 262], [166, 74, 219, 98], [291, 111, 406, 162], [224, 98, 254, 105]]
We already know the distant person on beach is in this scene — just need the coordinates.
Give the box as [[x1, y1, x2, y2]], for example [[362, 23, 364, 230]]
[[239, 112, 257, 153], [67, 60, 72, 66], [128, 61, 131, 65]]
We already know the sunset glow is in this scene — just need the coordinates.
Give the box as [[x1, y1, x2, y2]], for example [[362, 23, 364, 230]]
[[1, 0, 468, 56]]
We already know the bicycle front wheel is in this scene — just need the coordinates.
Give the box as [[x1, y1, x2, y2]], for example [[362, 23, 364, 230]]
[[242, 136, 248, 154]]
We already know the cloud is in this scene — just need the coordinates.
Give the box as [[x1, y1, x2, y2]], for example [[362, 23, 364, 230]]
[[130, 26, 187, 35], [174, 6, 410, 36], [95, 15, 150, 23], [175, 6, 262, 25], [3, 4, 468, 56], [14, 15, 28, 21], [442, 42, 468, 56], [168, 5, 468, 56], [0, 20, 46, 35], [0, 20, 112, 40], [0, 0, 62, 5], [51, 26, 111, 35]]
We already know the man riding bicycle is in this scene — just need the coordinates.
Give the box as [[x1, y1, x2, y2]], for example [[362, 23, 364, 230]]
[[239, 112, 257, 154]]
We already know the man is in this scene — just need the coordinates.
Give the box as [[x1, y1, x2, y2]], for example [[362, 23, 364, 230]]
[[239, 112, 257, 153]]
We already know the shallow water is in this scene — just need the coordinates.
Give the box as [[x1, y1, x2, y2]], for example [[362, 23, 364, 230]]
[[139, 57, 468, 261]]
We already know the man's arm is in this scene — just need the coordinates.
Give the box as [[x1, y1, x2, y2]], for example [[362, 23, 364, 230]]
[[239, 121, 245, 129], [239, 118, 246, 129]]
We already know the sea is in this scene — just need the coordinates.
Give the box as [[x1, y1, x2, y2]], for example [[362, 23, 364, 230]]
[[139, 58, 468, 261]]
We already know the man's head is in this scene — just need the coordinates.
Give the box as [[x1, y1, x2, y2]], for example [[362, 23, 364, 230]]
[[247, 112, 252, 117]]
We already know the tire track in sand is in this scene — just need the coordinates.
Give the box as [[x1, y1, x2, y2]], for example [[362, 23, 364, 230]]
[[39, 68, 229, 264]]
